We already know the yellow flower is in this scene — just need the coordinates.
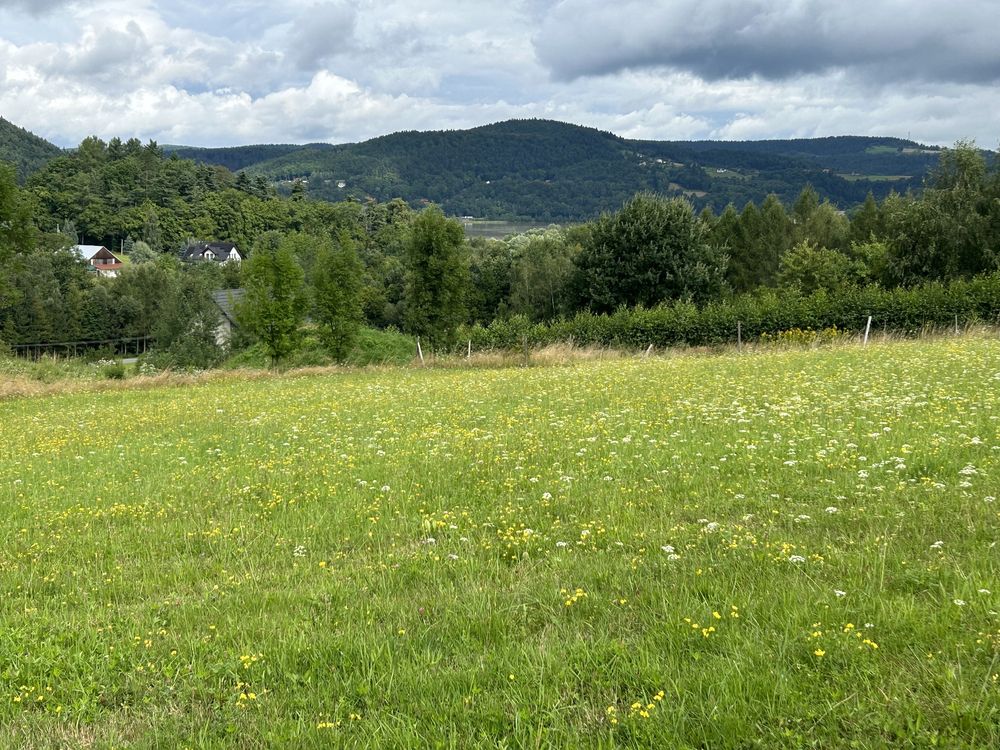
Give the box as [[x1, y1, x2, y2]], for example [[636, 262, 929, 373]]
[[814, 649, 826, 657]]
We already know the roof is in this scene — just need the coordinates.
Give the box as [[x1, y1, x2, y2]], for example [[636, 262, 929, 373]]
[[183, 242, 239, 262], [211, 289, 245, 326], [70, 244, 115, 261]]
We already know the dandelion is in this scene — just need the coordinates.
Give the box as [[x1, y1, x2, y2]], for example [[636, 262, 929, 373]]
[[814, 649, 825, 657]]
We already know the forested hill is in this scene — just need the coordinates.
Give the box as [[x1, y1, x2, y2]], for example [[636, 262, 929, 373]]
[[179, 120, 941, 221], [0, 117, 63, 181], [2, 116, 946, 221], [162, 143, 334, 173]]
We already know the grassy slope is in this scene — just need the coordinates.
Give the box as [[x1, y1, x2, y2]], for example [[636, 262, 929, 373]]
[[1, 338, 998, 747]]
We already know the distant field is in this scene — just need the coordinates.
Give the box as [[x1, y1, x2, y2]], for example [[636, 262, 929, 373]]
[[838, 173, 912, 182], [1, 338, 998, 747], [458, 219, 556, 238]]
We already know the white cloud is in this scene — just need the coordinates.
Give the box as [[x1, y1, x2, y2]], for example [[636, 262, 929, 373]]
[[0, 0, 997, 148]]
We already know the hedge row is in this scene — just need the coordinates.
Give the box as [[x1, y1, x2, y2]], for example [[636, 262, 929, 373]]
[[457, 274, 1000, 351]]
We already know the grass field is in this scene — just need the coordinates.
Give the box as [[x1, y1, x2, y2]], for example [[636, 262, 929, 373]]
[[1, 337, 998, 747]]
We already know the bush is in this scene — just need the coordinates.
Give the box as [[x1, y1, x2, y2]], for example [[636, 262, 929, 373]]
[[458, 273, 1000, 352], [99, 361, 127, 380]]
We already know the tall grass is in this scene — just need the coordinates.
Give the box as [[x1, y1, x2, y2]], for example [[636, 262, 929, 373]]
[[0, 337, 998, 747]]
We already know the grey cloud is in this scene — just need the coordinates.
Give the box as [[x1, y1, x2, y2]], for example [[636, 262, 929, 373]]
[[0, 0, 73, 12], [287, 2, 357, 71], [534, 0, 1000, 84], [38, 19, 151, 85]]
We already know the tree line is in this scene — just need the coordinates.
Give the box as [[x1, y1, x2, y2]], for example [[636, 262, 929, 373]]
[[1, 137, 998, 367]]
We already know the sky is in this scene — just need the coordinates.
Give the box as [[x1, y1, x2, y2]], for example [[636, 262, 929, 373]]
[[1, 0, 998, 148]]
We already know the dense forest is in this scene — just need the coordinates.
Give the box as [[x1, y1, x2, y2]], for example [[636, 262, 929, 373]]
[[0, 117, 63, 182], [230, 120, 941, 220], [2, 116, 950, 221], [1, 118, 999, 370]]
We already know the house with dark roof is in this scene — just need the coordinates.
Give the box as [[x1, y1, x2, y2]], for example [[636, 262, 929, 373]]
[[183, 242, 242, 264], [211, 288, 245, 346]]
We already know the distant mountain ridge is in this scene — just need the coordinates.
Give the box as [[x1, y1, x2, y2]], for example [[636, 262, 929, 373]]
[[3, 116, 945, 220], [221, 120, 942, 220], [0, 117, 64, 181]]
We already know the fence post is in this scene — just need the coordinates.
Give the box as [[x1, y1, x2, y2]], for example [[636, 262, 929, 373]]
[[737, 321, 743, 353], [863, 316, 872, 347], [416, 337, 425, 366]]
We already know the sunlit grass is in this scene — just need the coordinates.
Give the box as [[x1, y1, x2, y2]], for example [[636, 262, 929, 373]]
[[1, 336, 998, 747]]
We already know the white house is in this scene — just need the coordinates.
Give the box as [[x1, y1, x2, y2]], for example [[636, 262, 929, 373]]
[[70, 245, 124, 278], [182, 242, 242, 264]]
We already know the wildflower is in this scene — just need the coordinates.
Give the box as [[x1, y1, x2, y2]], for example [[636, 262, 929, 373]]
[[834, 589, 846, 598], [788, 555, 806, 563], [953, 599, 967, 606], [814, 649, 826, 657]]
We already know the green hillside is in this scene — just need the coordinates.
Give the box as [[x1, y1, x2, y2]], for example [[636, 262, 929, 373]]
[[0, 117, 63, 181], [175, 120, 940, 221], [163, 143, 334, 173]]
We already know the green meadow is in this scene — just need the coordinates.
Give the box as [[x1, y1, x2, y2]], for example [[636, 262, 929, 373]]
[[1, 337, 998, 748]]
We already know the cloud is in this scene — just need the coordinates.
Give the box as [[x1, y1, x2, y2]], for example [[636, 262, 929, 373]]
[[287, 2, 357, 71], [0, 0, 998, 148], [534, 0, 1000, 85], [0, 0, 74, 13]]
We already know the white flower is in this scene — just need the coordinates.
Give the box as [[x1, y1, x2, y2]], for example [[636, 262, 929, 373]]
[[422, 537, 436, 545], [542, 492, 552, 500], [825, 507, 839, 514], [978, 588, 991, 595], [661, 545, 675, 553], [834, 589, 847, 598], [293, 545, 307, 557], [788, 555, 806, 563], [953, 599, 966, 606], [447, 554, 459, 560], [556, 541, 568, 548], [703, 522, 720, 532], [667, 554, 681, 560], [930, 540, 944, 549], [380, 485, 390, 492]]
